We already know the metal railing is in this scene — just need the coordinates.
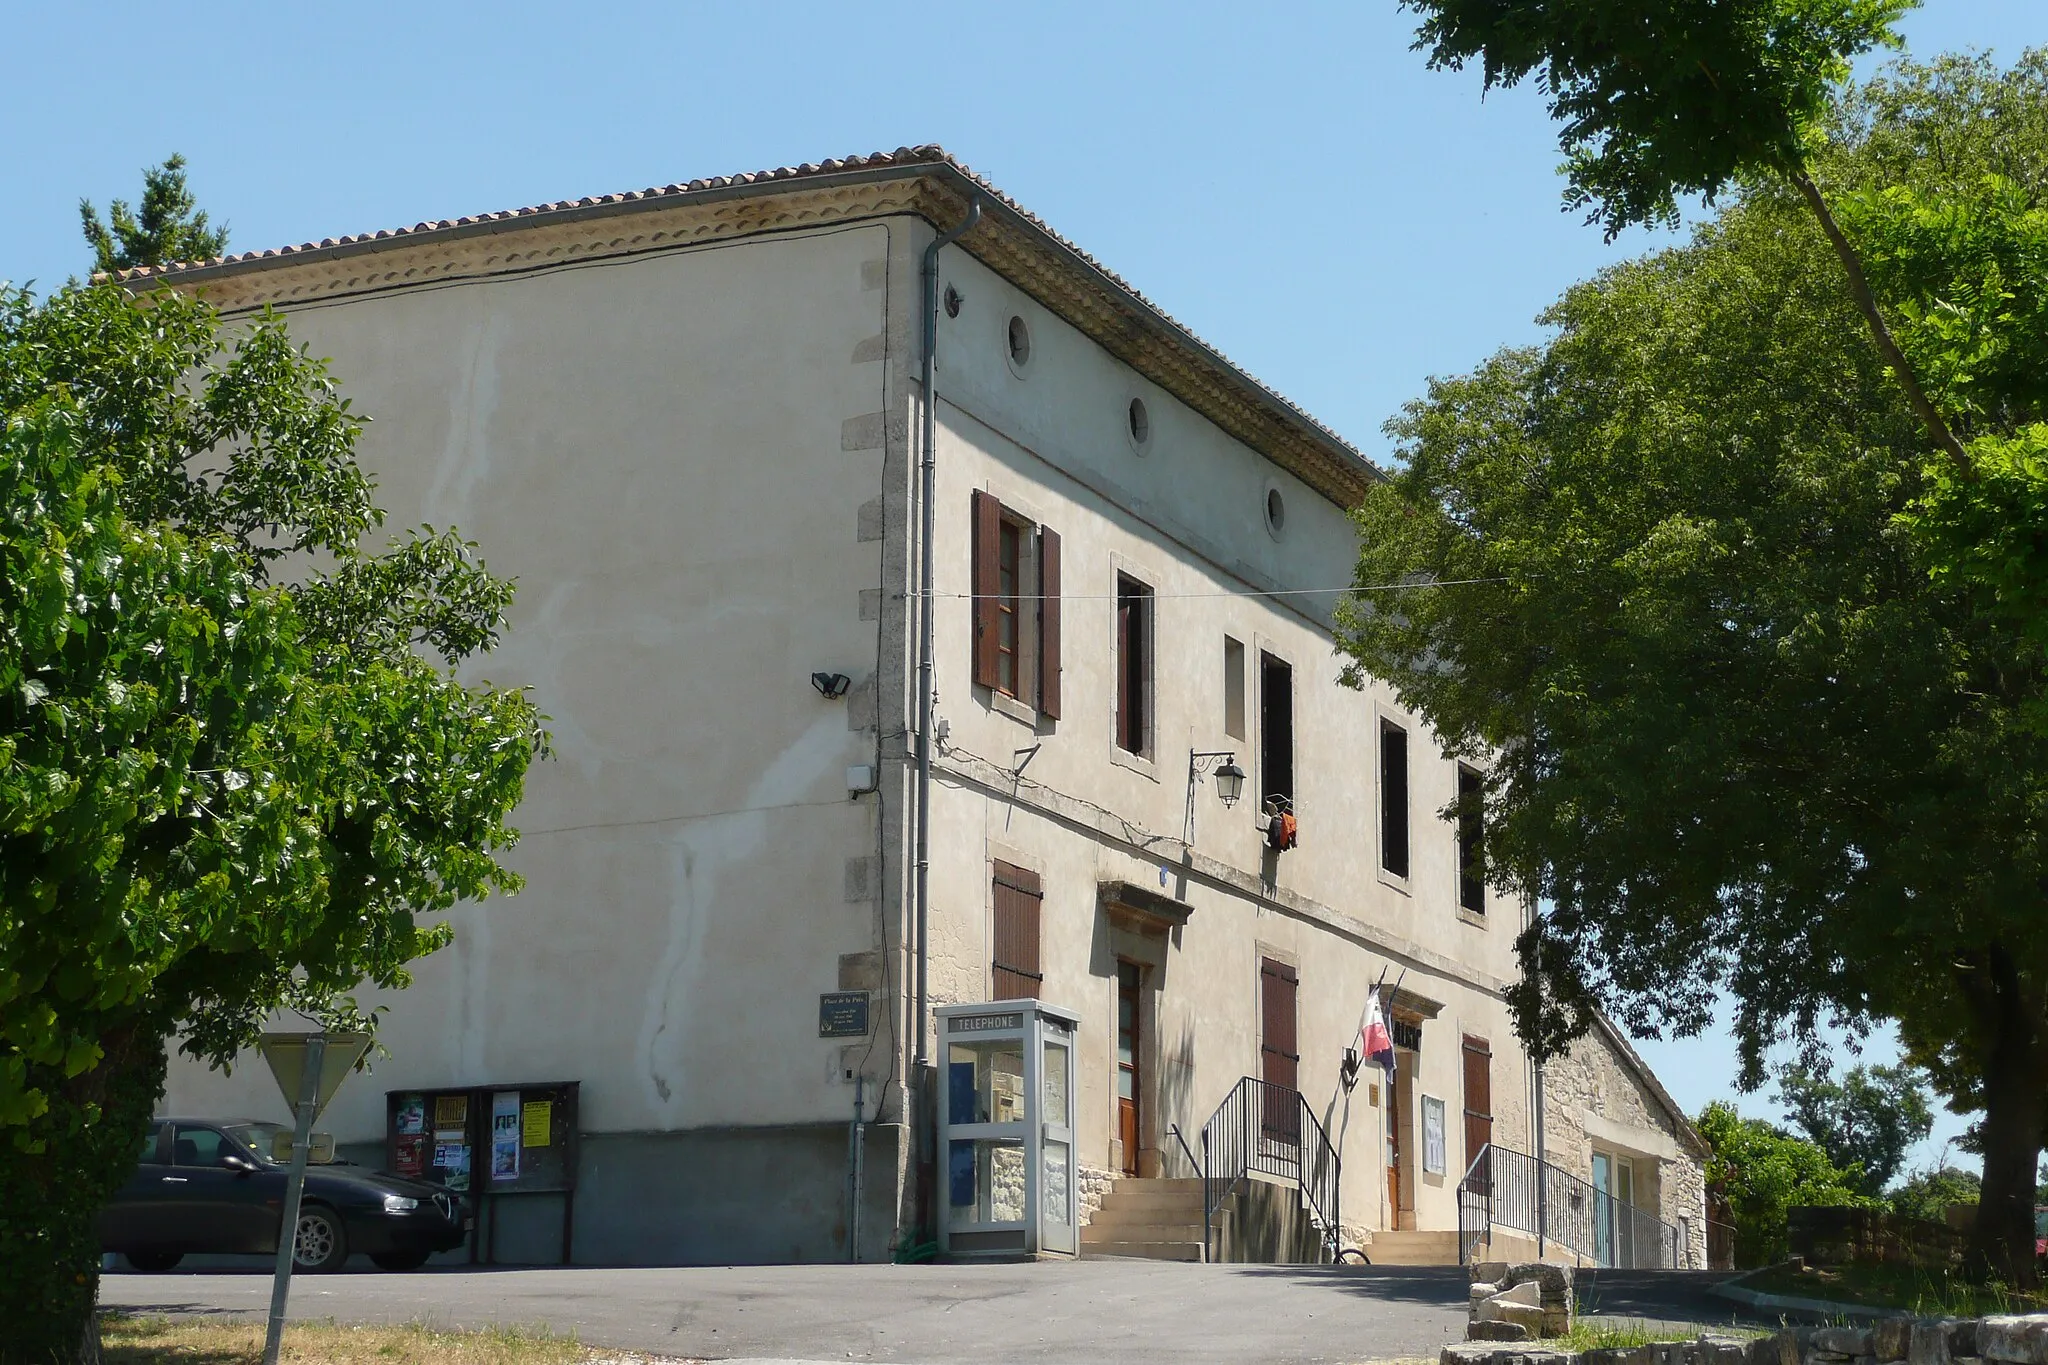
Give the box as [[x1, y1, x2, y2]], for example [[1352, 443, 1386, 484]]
[[1457, 1142, 1692, 1268], [1199, 1076, 1340, 1263]]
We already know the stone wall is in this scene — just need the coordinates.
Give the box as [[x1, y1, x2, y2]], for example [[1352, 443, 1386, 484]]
[[1543, 1021, 1708, 1266], [1077, 1164, 1116, 1227], [1447, 1311, 2048, 1365]]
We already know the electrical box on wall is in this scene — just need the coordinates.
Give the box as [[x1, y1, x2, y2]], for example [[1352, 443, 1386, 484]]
[[846, 764, 875, 794]]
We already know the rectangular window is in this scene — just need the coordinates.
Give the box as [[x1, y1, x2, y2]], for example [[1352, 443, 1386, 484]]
[[1223, 636, 1246, 740], [1259, 653, 1293, 808], [1115, 575, 1152, 755], [991, 861, 1043, 1001], [1380, 719, 1409, 878], [971, 491, 1061, 717], [1462, 1034, 1493, 1193], [1457, 765, 1485, 914]]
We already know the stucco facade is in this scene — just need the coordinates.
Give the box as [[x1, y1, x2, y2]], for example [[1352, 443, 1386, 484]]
[[140, 148, 1697, 1266]]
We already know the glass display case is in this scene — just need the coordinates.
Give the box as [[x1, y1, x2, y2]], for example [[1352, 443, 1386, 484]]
[[936, 999, 1079, 1257]]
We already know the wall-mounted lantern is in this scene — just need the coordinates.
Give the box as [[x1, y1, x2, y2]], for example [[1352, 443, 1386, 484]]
[[1184, 750, 1245, 844]]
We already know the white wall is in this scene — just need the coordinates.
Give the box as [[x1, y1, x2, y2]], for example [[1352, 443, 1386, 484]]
[[162, 222, 905, 1145]]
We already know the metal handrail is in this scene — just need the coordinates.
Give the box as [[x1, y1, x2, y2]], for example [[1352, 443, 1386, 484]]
[[1456, 1141, 1691, 1268], [1166, 1123, 1201, 1181], [1198, 1076, 1341, 1263]]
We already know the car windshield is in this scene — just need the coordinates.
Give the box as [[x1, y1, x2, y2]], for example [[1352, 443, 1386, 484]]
[[221, 1122, 292, 1166]]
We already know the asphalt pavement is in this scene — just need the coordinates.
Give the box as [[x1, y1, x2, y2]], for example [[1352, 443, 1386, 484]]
[[99, 1261, 1764, 1365]]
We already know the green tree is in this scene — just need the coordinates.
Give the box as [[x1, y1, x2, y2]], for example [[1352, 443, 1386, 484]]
[[1697, 1103, 1869, 1267], [0, 284, 545, 1362], [78, 155, 228, 276], [1892, 1165, 1982, 1225], [1336, 59, 2048, 1285], [1775, 1062, 1934, 1197]]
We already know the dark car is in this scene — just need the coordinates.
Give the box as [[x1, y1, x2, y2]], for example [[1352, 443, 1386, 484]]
[[97, 1117, 469, 1272]]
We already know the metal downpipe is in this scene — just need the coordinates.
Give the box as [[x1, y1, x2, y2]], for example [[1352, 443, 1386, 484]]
[[911, 194, 981, 1244]]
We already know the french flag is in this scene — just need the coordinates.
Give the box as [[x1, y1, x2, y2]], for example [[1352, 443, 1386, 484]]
[[1362, 988, 1397, 1078]]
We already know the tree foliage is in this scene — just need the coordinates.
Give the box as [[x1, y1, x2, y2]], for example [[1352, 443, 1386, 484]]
[[1698, 1102, 1869, 1268], [1397, 0, 1911, 238], [1337, 58, 2048, 1285], [0, 283, 545, 1362], [78, 155, 228, 277], [1775, 1063, 1934, 1197], [1891, 1165, 1982, 1224]]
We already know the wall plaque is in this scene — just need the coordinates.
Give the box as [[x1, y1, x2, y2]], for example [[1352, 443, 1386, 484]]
[[818, 991, 871, 1038]]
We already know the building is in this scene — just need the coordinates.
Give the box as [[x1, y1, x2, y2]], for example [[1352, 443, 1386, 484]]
[[136, 146, 1705, 1267]]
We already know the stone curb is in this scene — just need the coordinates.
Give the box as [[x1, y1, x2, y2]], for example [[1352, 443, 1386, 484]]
[[1709, 1275, 1916, 1324]]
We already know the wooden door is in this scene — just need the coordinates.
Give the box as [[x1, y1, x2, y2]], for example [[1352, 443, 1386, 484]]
[[1258, 958, 1299, 1144], [1386, 1058, 1404, 1220], [1116, 962, 1141, 1175], [1462, 1034, 1493, 1192]]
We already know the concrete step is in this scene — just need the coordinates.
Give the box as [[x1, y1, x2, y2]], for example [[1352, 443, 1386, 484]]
[[1081, 1220, 1206, 1243], [1098, 1187, 1205, 1211], [1080, 1239, 1204, 1262], [1365, 1230, 1462, 1266], [1111, 1177, 1203, 1193], [1086, 1203, 1206, 1230]]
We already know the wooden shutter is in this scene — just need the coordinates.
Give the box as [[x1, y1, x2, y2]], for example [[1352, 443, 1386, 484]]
[[1462, 1034, 1493, 1192], [991, 861, 1043, 1000], [972, 490, 1001, 690], [1259, 958, 1300, 1143], [1037, 525, 1061, 719]]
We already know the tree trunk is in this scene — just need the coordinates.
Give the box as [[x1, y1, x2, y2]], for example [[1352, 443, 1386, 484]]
[[0, 1020, 170, 1365], [1961, 945, 2045, 1288], [1787, 168, 1973, 470]]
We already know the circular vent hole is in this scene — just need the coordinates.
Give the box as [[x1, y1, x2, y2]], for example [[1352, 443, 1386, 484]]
[[1265, 487, 1287, 536], [1007, 315, 1032, 369], [1128, 398, 1151, 447]]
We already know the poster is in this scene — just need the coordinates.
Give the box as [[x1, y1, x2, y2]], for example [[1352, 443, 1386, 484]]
[[522, 1100, 552, 1147], [393, 1134, 426, 1177], [434, 1142, 470, 1190], [395, 1095, 426, 1136], [490, 1091, 520, 1181], [1422, 1095, 1447, 1175], [433, 1094, 469, 1140]]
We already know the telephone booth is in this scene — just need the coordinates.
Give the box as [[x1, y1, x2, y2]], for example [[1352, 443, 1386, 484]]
[[937, 1000, 1079, 1258]]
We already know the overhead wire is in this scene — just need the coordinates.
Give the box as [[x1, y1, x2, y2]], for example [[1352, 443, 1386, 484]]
[[912, 575, 1510, 602]]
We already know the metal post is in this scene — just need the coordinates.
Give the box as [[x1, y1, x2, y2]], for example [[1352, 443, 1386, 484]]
[[263, 1035, 324, 1365]]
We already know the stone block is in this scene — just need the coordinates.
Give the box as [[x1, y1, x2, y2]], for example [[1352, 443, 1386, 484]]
[[1443, 1344, 1500, 1365], [1817, 1330, 1874, 1357], [1510, 1262, 1574, 1293], [1472, 1261, 1511, 1285], [1702, 1338, 1750, 1365], [1911, 1322, 1953, 1365], [1482, 1302, 1548, 1335], [1807, 1353, 1854, 1365], [1472, 1282, 1503, 1306], [1949, 1325, 1982, 1361], [1543, 1308, 1574, 1336], [1492, 1281, 1544, 1308], [1978, 1319, 2048, 1365], [1470, 1321, 1532, 1343], [1751, 1334, 1788, 1365], [1872, 1320, 1912, 1361]]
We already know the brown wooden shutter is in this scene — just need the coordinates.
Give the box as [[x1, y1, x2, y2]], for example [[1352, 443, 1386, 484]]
[[991, 861, 1043, 1000], [1037, 525, 1061, 719], [1259, 958, 1300, 1143], [1462, 1034, 1493, 1192], [972, 490, 1001, 690]]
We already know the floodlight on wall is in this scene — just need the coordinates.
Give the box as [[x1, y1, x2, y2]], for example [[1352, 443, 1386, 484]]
[[812, 671, 852, 700], [1185, 750, 1244, 845]]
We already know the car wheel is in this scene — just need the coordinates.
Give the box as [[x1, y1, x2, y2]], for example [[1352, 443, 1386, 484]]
[[370, 1249, 430, 1271], [292, 1205, 349, 1272], [125, 1250, 183, 1272]]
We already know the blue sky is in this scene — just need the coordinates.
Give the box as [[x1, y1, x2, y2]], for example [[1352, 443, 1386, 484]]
[[4, 2, 2038, 1173]]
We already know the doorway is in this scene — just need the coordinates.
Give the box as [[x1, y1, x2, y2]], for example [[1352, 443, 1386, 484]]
[[1116, 962, 1142, 1176], [1258, 957, 1300, 1146], [1592, 1151, 1636, 1266]]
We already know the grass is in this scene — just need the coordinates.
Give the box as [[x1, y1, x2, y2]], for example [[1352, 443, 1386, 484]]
[[97, 1315, 691, 1365], [1740, 1261, 2048, 1318], [1551, 1320, 1761, 1352]]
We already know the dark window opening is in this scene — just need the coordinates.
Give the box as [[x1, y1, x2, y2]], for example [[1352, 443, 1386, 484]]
[[1260, 653, 1294, 807], [1116, 575, 1151, 755], [996, 519, 1022, 697], [1457, 765, 1485, 914], [1381, 720, 1409, 878]]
